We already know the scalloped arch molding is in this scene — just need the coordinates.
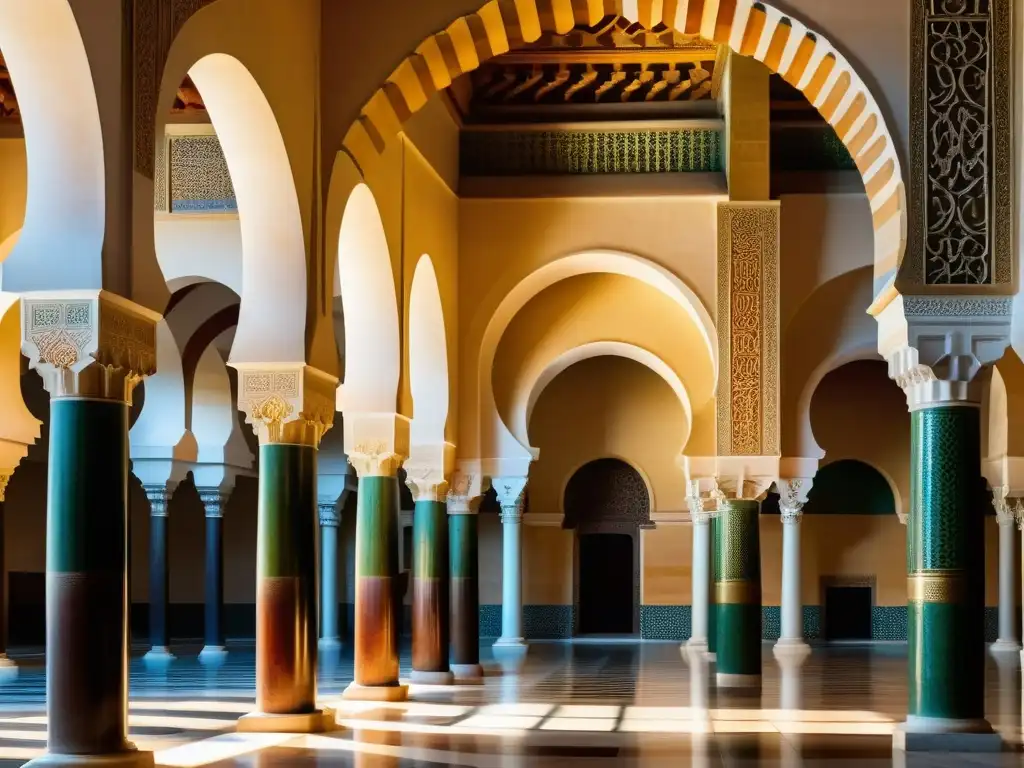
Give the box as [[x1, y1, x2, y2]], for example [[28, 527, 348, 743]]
[[343, 0, 905, 292]]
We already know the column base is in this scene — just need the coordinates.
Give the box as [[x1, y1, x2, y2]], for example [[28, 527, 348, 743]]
[[684, 638, 708, 654], [493, 637, 528, 650], [705, 652, 717, 663], [318, 637, 342, 652], [237, 708, 337, 733], [989, 639, 1022, 655], [894, 718, 1001, 752], [410, 669, 455, 685], [450, 663, 485, 684], [142, 646, 175, 664], [773, 639, 811, 659], [342, 682, 409, 702], [198, 646, 228, 664], [23, 750, 155, 768], [716, 673, 761, 689], [0, 654, 17, 680]]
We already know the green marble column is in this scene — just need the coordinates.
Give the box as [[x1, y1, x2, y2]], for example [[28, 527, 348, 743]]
[[906, 405, 987, 730], [249, 444, 320, 724], [450, 512, 482, 680], [411, 498, 452, 684], [714, 500, 761, 688], [708, 514, 719, 657], [344, 473, 407, 700]]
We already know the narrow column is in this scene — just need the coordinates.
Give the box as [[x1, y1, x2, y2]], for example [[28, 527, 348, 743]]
[[707, 514, 718, 660], [686, 490, 711, 653], [407, 471, 453, 685], [775, 480, 811, 657], [449, 475, 483, 681], [0, 477, 15, 677], [991, 493, 1020, 654], [715, 498, 762, 688], [493, 477, 528, 652], [143, 484, 175, 663], [902, 403, 992, 742], [235, 366, 336, 733], [198, 488, 230, 664], [318, 499, 342, 651], [344, 449, 408, 701]]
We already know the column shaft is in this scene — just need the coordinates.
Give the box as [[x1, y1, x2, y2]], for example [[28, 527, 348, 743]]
[[907, 406, 985, 724], [688, 518, 710, 647], [255, 444, 318, 715], [994, 518, 1018, 648], [46, 399, 132, 754], [319, 521, 339, 646], [450, 514, 480, 668], [715, 500, 762, 686], [708, 515, 718, 656], [205, 514, 224, 650], [0, 499, 7, 661], [148, 513, 169, 651], [412, 499, 450, 679], [353, 475, 401, 688], [498, 516, 523, 643], [778, 516, 804, 643]]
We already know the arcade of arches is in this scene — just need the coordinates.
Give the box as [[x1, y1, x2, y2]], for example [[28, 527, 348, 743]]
[[0, 1, 1023, 765]]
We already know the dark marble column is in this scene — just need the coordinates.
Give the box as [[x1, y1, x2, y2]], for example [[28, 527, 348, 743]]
[[714, 499, 761, 689], [448, 476, 483, 682], [198, 488, 230, 664], [407, 474, 452, 685], [318, 500, 341, 651], [0, 484, 13, 676], [143, 484, 175, 663]]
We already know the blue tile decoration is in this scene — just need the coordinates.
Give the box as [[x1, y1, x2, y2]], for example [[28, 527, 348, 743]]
[[871, 606, 907, 640], [762, 606, 781, 640], [803, 606, 822, 639], [523, 605, 574, 639], [479, 605, 502, 639], [984, 607, 998, 643], [640, 605, 690, 640]]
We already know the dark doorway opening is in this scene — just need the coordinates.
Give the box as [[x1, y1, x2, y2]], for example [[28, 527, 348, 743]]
[[824, 585, 872, 640], [578, 533, 633, 635], [8, 571, 45, 646]]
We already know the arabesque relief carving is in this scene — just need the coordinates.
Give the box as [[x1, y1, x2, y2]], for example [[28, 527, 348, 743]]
[[237, 366, 335, 446]]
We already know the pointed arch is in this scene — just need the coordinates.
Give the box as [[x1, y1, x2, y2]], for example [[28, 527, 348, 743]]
[[408, 255, 449, 445]]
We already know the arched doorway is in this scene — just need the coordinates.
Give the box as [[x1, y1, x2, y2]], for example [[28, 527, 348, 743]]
[[564, 458, 651, 636]]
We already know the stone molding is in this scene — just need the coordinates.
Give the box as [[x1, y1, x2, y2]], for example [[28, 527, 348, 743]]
[[344, 412, 410, 478], [318, 502, 340, 527], [235, 364, 336, 446], [493, 476, 527, 524], [716, 202, 780, 457], [197, 487, 230, 519], [872, 293, 1010, 410], [21, 291, 160, 403], [447, 471, 483, 515], [143, 483, 175, 517]]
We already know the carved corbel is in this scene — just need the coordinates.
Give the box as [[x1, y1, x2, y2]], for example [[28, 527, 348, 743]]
[[21, 290, 160, 403], [235, 364, 337, 446], [344, 412, 410, 478]]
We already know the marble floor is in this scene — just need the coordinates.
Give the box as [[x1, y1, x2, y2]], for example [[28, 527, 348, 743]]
[[0, 642, 1022, 766]]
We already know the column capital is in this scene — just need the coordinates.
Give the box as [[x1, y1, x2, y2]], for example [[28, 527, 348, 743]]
[[447, 471, 483, 515], [344, 412, 409, 478], [871, 294, 1010, 410], [404, 442, 455, 503], [776, 477, 812, 523], [318, 501, 340, 527], [143, 483, 176, 517], [492, 476, 527, 524], [235, 364, 336, 446], [21, 290, 159, 403], [1013, 498, 1024, 532], [197, 487, 231, 519]]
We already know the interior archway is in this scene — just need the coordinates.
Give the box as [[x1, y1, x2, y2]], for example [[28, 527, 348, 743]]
[[0, 0, 106, 290], [344, 1, 904, 292], [336, 183, 401, 414], [408, 255, 449, 445]]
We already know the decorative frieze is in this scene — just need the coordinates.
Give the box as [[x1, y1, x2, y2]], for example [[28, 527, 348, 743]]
[[236, 365, 336, 446], [716, 203, 780, 457], [909, 0, 1011, 286], [21, 291, 160, 403]]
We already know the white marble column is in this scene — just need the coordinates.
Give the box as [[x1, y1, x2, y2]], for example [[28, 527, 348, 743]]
[[686, 490, 712, 652], [318, 497, 343, 651], [775, 480, 810, 657], [493, 477, 528, 651], [992, 493, 1021, 653]]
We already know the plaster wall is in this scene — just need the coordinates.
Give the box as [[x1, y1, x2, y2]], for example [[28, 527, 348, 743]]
[[0, 140, 26, 249]]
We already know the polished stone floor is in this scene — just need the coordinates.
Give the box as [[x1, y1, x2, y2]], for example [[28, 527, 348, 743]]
[[0, 642, 1022, 765]]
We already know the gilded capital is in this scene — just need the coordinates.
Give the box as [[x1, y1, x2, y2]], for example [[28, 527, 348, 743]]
[[21, 290, 159, 403], [235, 364, 336, 446]]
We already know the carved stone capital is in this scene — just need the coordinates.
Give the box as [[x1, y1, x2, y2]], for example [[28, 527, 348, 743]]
[[318, 502, 340, 527], [872, 294, 1010, 410], [709, 456, 779, 507], [197, 487, 230, 519], [493, 476, 527, 524], [144, 483, 175, 517], [1015, 499, 1024, 532], [776, 478, 812, 523], [21, 290, 160, 403], [404, 442, 455, 503], [447, 471, 483, 515], [0, 472, 12, 504], [344, 412, 410, 478], [235, 364, 336, 446]]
